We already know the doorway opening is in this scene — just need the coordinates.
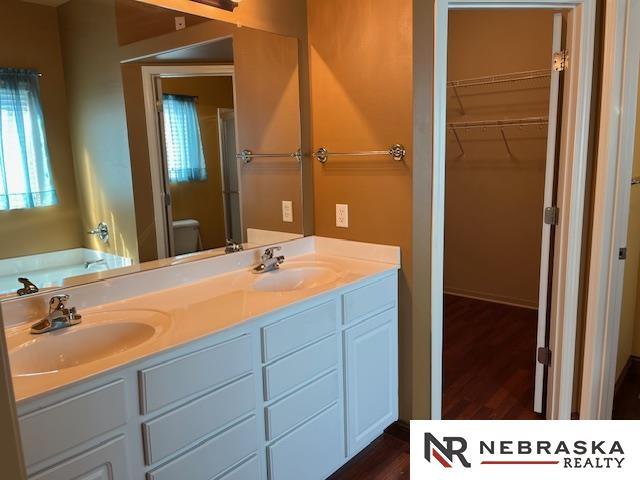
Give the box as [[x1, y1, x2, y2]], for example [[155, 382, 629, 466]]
[[431, 0, 597, 420], [442, 8, 560, 420]]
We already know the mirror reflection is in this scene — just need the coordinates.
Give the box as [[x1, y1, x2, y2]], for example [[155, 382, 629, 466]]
[[0, 0, 304, 298]]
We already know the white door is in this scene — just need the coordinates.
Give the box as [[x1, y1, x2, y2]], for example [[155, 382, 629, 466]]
[[218, 108, 243, 243], [534, 13, 565, 414], [153, 77, 176, 257]]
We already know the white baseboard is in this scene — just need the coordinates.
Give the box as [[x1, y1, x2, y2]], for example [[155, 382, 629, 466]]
[[444, 288, 538, 310]]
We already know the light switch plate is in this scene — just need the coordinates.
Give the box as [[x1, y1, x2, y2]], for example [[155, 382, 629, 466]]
[[336, 204, 349, 228], [175, 17, 186, 30], [282, 201, 293, 223]]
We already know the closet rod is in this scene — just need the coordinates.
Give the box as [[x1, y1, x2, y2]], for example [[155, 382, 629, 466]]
[[448, 116, 549, 130], [448, 69, 551, 89]]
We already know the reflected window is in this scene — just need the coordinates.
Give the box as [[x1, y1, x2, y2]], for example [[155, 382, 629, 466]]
[[0, 68, 57, 210], [162, 94, 207, 184]]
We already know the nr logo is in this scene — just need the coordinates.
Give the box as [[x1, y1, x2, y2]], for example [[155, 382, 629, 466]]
[[424, 433, 471, 468]]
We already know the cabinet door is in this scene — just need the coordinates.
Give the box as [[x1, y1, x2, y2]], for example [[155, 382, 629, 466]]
[[30, 436, 129, 480], [344, 309, 397, 455]]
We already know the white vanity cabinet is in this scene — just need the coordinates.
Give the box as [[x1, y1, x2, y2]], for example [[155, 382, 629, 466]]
[[16, 271, 398, 480]]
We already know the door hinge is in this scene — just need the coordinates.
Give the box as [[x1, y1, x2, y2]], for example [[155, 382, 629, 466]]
[[619, 247, 628, 260], [553, 50, 569, 72], [538, 347, 552, 366], [155, 100, 164, 113], [164, 193, 171, 207], [544, 206, 559, 225]]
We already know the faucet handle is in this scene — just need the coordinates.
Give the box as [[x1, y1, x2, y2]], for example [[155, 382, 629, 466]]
[[49, 294, 70, 312], [264, 246, 282, 258]]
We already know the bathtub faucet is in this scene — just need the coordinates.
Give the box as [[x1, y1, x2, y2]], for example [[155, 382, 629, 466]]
[[30, 295, 82, 335], [17, 277, 39, 296]]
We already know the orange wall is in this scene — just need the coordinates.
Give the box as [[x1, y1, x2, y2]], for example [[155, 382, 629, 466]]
[[162, 76, 234, 249], [0, 0, 83, 259], [234, 28, 303, 236], [308, 0, 413, 420]]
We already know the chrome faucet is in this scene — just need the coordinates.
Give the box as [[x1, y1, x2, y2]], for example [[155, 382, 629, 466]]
[[252, 247, 285, 274], [224, 239, 244, 254], [30, 295, 82, 335], [17, 277, 39, 296]]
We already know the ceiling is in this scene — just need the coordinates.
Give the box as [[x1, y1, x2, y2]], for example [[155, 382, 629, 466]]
[[149, 38, 234, 63]]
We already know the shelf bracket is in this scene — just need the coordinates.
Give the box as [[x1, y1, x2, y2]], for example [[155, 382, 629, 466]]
[[452, 85, 465, 115], [500, 127, 514, 158], [449, 127, 465, 156]]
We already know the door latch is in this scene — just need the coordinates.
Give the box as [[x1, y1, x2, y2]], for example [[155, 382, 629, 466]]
[[538, 347, 552, 366]]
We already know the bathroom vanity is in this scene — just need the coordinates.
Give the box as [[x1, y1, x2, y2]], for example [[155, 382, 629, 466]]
[[3, 237, 399, 480]]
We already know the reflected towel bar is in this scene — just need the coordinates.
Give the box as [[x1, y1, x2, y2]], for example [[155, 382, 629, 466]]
[[237, 149, 303, 164], [313, 144, 406, 164]]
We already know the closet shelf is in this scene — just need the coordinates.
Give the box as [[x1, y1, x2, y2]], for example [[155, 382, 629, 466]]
[[448, 116, 548, 130], [447, 116, 549, 156], [448, 69, 551, 89]]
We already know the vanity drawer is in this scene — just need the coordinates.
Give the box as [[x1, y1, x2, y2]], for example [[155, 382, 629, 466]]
[[30, 435, 129, 480], [147, 415, 258, 480], [19, 380, 127, 468], [218, 455, 260, 480], [267, 403, 343, 480], [263, 335, 337, 400], [143, 374, 256, 465], [265, 370, 338, 440], [343, 275, 396, 325], [139, 335, 253, 413], [261, 300, 337, 363]]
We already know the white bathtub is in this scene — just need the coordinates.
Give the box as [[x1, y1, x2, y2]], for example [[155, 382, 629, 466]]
[[0, 248, 132, 296]]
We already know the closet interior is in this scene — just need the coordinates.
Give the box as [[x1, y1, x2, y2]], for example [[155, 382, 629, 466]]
[[443, 9, 558, 420]]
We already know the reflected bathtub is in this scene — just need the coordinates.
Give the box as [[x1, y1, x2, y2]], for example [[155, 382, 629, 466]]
[[0, 248, 132, 296]]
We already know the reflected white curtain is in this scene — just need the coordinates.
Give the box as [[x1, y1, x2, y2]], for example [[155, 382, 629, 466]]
[[162, 94, 207, 184], [0, 68, 57, 210]]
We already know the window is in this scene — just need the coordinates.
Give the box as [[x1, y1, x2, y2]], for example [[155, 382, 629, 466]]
[[162, 94, 207, 184], [0, 68, 57, 210]]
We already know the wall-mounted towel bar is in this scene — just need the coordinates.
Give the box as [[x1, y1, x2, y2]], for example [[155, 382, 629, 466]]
[[313, 144, 406, 164], [237, 149, 303, 164]]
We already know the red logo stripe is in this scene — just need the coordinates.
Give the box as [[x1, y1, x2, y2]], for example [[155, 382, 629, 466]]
[[432, 449, 453, 468], [481, 461, 559, 465]]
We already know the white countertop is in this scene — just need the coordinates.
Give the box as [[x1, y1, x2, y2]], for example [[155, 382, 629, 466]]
[[4, 239, 399, 404]]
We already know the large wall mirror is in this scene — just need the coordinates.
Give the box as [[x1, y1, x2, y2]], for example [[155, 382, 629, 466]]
[[0, 0, 305, 300]]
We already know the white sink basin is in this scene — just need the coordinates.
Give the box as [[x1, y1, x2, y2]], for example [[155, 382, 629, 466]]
[[8, 309, 171, 376], [252, 263, 339, 292]]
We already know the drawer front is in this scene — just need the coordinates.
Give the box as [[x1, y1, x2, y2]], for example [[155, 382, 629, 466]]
[[140, 335, 253, 413], [266, 370, 338, 440], [147, 415, 258, 480], [143, 375, 256, 465], [343, 275, 396, 325], [261, 300, 337, 363], [218, 455, 260, 480], [263, 335, 337, 400], [20, 380, 127, 467], [30, 435, 128, 480], [267, 404, 343, 480]]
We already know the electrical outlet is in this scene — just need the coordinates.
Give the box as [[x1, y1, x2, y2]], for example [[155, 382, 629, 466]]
[[282, 200, 293, 223], [336, 204, 349, 228], [175, 17, 186, 30]]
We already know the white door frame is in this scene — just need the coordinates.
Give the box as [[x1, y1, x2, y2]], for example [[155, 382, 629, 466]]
[[141, 64, 236, 259], [580, 0, 640, 420], [431, 0, 596, 420]]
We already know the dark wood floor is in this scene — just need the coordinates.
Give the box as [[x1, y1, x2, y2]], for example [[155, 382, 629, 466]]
[[443, 295, 543, 419], [613, 357, 640, 419], [328, 426, 409, 480]]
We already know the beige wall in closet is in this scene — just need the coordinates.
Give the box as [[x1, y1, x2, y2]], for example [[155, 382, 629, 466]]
[[444, 10, 555, 308]]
